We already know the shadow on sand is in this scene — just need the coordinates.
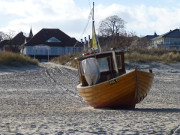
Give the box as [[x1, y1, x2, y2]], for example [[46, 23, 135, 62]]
[[133, 108, 180, 113], [101, 108, 180, 113]]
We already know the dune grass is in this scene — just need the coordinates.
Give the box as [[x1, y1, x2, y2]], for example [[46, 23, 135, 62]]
[[0, 51, 39, 66], [126, 48, 180, 63]]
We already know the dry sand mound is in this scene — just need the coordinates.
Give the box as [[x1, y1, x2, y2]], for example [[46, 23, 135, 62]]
[[0, 62, 179, 134]]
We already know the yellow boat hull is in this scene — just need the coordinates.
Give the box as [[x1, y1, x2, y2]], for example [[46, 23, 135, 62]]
[[77, 69, 154, 109]]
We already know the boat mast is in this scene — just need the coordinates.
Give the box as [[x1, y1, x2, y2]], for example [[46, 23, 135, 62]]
[[92, 2, 101, 52], [92, 2, 95, 23]]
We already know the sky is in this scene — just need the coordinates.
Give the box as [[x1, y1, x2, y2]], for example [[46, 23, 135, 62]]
[[1, 0, 180, 40]]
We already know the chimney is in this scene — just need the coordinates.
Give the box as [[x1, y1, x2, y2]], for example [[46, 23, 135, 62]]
[[88, 35, 91, 48], [84, 37, 87, 45]]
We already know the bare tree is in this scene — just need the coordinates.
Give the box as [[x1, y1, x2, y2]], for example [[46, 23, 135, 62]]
[[0, 30, 15, 41], [6, 30, 15, 40], [0, 32, 7, 41], [98, 15, 126, 37]]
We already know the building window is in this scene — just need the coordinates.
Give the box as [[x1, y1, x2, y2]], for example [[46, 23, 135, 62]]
[[46, 37, 61, 43]]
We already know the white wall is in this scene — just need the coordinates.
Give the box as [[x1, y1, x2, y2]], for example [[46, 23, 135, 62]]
[[22, 46, 83, 56]]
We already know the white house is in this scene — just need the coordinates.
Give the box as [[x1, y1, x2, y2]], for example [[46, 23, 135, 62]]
[[21, 28, 83, 61], [151, 29, 180, 50]]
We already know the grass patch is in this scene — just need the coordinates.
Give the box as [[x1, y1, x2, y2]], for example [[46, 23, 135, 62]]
[[0, 51, 39, 66]]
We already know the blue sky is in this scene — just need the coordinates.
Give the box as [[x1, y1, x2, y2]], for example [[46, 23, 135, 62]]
[[1, 0, 180, 40]]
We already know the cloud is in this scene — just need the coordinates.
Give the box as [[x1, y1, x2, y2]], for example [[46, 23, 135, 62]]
[[0, 0, 89, 38], [1, 0, 180, 39], [95, 3, 180, 36]]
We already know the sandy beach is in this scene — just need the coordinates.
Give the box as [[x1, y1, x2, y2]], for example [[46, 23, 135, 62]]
[[0, 62, 179, 134]]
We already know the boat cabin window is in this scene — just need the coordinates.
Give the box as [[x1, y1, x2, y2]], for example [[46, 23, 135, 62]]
[[80, 56, 111, 75], [96, 57, 110, 72], [116, 55, 122, 69]]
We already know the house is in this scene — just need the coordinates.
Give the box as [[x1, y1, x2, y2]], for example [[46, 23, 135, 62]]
[[0, 28, 33, 53], [21, 28, 84, 61], [139, 32, 159, 47], [5, 32, 26, 53], [0, 40, 9, 51], [151, 29, 180, 50], [144, 32, 158, 41]]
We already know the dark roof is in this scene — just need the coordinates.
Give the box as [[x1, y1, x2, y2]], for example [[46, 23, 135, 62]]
[[144, 32, 158, 41], [24, 28, 81, 47], [9, 32, 26, 45], [152, 29, 180, 40]]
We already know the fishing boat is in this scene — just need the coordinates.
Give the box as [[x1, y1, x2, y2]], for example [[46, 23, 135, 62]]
[[75, 2, 154, 109]]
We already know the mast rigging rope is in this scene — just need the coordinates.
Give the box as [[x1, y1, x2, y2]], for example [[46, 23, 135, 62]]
[[74, 2, 93, 47]]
